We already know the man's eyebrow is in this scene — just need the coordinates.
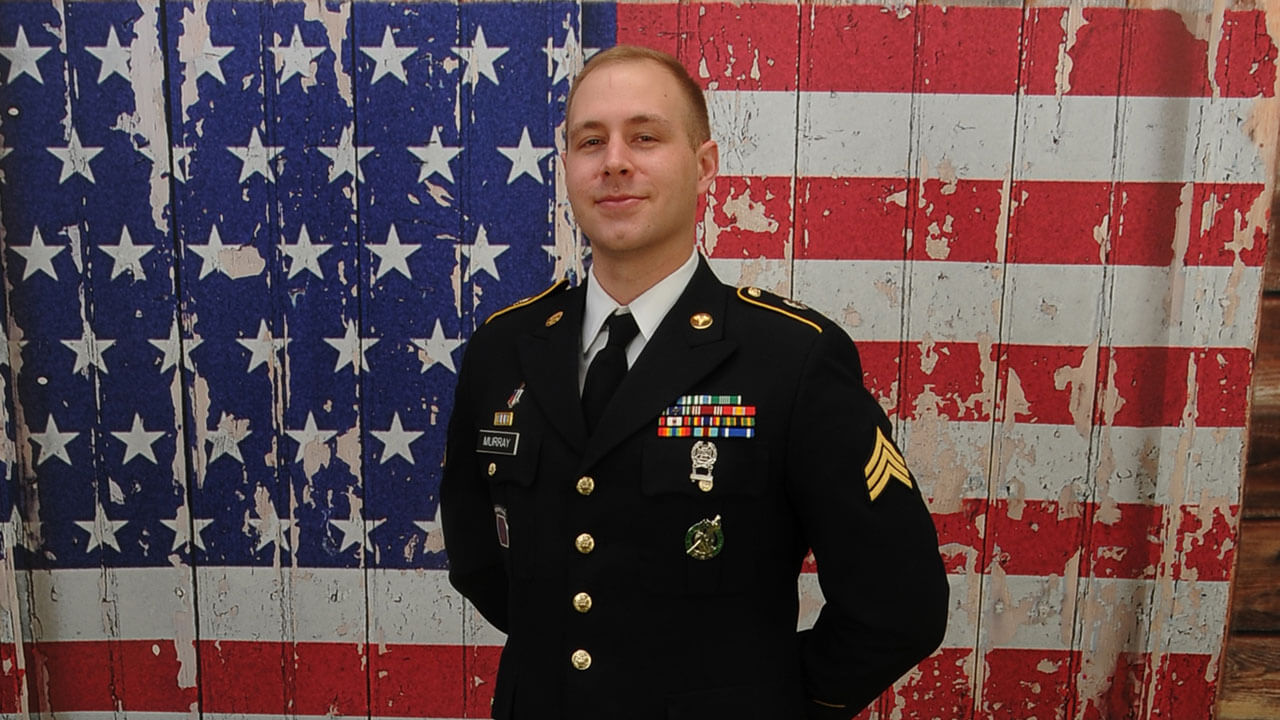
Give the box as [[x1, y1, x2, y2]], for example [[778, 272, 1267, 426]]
[[568, 115, 675, 135]]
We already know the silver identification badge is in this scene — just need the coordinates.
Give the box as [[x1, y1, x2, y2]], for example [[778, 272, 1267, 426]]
[[689, 440, 718, 492]]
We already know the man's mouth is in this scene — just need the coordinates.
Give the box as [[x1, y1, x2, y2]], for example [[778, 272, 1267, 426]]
[[597, 194, 644, 209]]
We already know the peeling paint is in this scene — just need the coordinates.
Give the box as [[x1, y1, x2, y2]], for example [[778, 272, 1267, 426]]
[[1052, 342, 1100, 438]]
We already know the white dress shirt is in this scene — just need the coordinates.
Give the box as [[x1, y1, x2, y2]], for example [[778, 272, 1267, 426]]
[[579, 249, 700, 393]]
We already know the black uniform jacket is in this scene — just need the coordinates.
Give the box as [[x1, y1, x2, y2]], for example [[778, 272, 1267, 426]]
[[441, 259, 949, 719]]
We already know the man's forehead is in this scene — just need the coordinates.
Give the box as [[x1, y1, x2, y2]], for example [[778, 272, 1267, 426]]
[[568, 60, 687, 122]]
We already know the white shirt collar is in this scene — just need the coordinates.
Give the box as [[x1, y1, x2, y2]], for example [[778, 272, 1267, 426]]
[[582, 248, 700, 356]]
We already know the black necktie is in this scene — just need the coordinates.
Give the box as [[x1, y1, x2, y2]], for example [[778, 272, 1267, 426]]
[[582, 311, 640, 432]]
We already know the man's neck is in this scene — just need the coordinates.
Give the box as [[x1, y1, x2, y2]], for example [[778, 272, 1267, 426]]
[[590, 242, 696, 306]]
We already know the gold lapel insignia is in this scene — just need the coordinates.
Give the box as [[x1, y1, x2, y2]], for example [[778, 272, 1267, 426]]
[[545, 311, 563, 327], [690, 312, 713, 330], [864, 427, 912, 501], [684, 515, 724, 560]]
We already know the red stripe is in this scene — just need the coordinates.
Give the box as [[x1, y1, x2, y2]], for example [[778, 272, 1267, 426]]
[[707, 176, 791, 260], [886, 648, 1220, 717], [619, 5, 1275, 98], [717, 177, 1267, 267], [0, 642, 23, 713], [933, 499, 1237, 581], [20, 640, 505, 716], [15, 639, 1222, 716], [25, 640, 198, 712], [865, 342, 1250, 427]]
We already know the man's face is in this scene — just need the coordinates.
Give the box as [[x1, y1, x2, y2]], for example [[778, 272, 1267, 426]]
[[564, 60, 718, 262]]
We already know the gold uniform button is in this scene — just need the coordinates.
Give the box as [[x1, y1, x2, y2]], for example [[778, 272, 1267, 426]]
[[571, 649, 592, 670], [746, 286, 762, 298], [487, 462, 497, 476], [576, 476, 595, 495], [572, 592, 593, 613], [575, 533, 595, 554]]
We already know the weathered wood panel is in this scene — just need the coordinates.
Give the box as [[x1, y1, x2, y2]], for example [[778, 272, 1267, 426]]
[[1218, 635, 1280, 719], [1246, 295, 1280, 519], [1228, 519, 1280, 633], [0, 1, 1272, 718]]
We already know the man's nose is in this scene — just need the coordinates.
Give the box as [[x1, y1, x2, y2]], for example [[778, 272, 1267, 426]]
[[602, 140, 631, 176]]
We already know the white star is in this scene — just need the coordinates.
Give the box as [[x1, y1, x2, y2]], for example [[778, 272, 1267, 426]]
[[372, 412, 424, 464], [48, 129, 104, 184], [1, 27, 52, 84], [282, 224, 329, 279], [285, 412, 336, 464], [329, 513, 384, 554], [361, 26, 413, 85], [408, 127, 462, 185], [497, 127, 552, 184], [189, 225, 236, 280], [237, 319, 287, 374], [98, 226, 152, 281], [461, 225, 509, 281], [151, 319, 201, 374], [368, 224, 419, 281], [10, 227, 65, 281], [453, 26, 508, 87], [413, 504, 441, 535], [543, 26, 581, 85], [76, 503, 126, 553], [111, 413, 165, 465], [182, 34, 234, 85], [248, 505, 295, 552], [227, 128, 282, 184], [324, 319, 377, 373], [85, 25, 131, 84], [317, 126, 375, 184], [29, 415, 79, 466], [273, 26, 324, 86], [171, 145, 192, 183], [206, 413, 251, 465], [161, 505, 213, 553], [3, 505, 25, 551], [412, 319, 462, 374], [62, 320, 116, 376]]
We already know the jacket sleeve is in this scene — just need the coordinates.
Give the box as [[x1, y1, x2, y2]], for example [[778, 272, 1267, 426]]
[[785, 326, 949, 717], [440, 340, 510, 633]]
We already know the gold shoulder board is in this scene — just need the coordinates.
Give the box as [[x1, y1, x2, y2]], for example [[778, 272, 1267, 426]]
[[735, 287, 822, 333], [484, 279, 569, 325]]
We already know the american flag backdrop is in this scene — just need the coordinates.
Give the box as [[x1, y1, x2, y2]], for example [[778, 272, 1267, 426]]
[[0, 0, 1273, 718]]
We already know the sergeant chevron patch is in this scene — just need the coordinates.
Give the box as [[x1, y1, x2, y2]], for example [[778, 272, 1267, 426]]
[[864, 427, 912, 501]]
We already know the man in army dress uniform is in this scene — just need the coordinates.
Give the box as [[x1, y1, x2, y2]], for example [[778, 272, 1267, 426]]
[[441, 45, 949, 719]]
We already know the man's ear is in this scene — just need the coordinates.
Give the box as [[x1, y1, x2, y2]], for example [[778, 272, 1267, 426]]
[[695, 139, 719, 195]]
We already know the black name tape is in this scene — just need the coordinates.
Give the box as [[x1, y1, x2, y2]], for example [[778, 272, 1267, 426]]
[[477, 429, 520, 455]]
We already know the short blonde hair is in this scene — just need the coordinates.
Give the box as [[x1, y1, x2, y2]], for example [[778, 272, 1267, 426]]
[[566, 45, 711, 147]]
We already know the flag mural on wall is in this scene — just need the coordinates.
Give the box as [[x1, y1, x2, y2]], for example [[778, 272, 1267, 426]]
[[0, 0, 1272, 718]]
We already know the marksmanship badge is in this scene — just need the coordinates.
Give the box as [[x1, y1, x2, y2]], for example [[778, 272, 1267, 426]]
[[689, 440, 718, 492]]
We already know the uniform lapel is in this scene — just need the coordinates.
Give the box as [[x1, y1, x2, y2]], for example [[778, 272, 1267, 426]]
[[578, 259, 737, 472], [516, 286, 588, 453]]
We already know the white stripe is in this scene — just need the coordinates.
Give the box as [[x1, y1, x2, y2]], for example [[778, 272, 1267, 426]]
[[16, 568, 504, 646], [778, 260, 1258, 348], [20, 565, 1230, 656], [800, 572, 1225, 655], [712, 91, 1264, 183], [901, 421, 1244, 506], [950, 573, 1227, 655]]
